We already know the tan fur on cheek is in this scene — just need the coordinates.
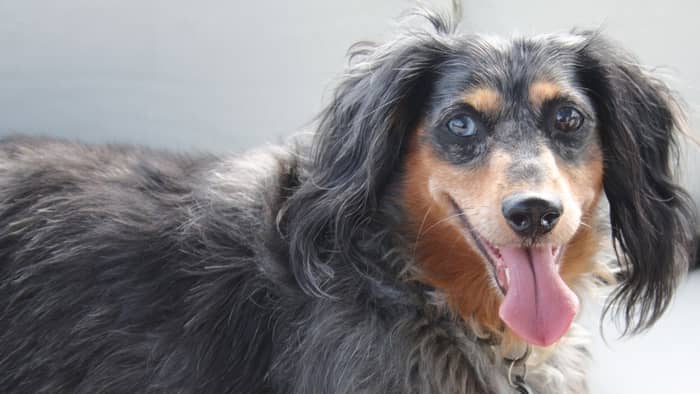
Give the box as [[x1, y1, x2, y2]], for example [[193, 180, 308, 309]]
[[556, 145, 605, 283], [558, 147, 604, 215], [427, 149, 531, 248], [401, 131, 509, 335]]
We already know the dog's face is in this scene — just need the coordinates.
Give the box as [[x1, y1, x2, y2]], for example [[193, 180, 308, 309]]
[[403, 36, 605, 346], [286, 15, 695, 350]]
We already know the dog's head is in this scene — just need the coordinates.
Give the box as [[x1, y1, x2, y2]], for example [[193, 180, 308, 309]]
[[284, 6, 695, 347]]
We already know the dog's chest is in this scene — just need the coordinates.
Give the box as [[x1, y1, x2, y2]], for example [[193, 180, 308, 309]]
[[400, 319, 590, 394]]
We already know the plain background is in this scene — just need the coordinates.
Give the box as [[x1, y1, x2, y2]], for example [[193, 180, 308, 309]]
[[1, 1, 698, 392]]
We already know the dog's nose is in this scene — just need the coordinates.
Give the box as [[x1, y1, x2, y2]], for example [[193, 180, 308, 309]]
[[501, 194, 563, 238]]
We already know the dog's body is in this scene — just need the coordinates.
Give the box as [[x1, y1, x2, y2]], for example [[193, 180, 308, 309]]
[[0, 6, 696, 394], [0, 136, 591, 393]]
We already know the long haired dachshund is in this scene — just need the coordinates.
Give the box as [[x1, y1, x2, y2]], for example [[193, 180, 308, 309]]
[[0, 4, 696, 393]]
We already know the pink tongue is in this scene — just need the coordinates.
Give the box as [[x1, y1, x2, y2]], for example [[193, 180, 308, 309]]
[[498, 246, 579, 347]]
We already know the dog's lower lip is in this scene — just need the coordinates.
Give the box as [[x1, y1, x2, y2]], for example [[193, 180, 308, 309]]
[[472, 232, 508, 292], [444, 195, 508, 293]]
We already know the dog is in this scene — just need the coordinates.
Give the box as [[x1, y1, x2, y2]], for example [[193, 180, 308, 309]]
[[0, 4, 696, 394]]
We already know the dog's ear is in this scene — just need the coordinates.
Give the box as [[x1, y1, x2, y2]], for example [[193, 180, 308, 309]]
[[576, 33, 696, 333], [281, 26, 456, 296]]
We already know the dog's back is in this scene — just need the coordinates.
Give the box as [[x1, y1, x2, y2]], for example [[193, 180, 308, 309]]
[[0, 136, 293, 393]]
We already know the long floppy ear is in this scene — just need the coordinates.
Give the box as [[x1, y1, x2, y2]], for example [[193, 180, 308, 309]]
[[576, 33, 696, 334], [280, 19, 457, 297]]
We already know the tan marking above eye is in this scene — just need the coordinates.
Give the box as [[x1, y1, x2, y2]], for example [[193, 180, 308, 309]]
[[529, 80, 563, 108], [462, 87, 502, 115]]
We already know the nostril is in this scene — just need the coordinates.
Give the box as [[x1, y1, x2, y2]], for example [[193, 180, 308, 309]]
[[509, 212, 531, 232], [540, 210, 561, 230]]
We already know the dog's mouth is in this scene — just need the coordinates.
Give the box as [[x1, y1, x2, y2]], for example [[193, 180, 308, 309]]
[[478, 235, 561, 294], [446, 196, 579, 347]]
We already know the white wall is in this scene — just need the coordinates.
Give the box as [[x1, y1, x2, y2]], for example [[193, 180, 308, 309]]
[[0, 1, 402, 149]]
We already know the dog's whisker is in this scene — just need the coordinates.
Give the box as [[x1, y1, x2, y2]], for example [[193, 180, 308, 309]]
[[413, 204, 434, 251], [419, 210, 469, 236]]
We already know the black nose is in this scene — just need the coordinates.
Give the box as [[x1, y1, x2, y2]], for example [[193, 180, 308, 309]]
[[501, 194, 563, 238]]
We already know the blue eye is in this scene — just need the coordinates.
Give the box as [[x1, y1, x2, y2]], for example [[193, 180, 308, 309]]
[[447, 114, 478, 137]]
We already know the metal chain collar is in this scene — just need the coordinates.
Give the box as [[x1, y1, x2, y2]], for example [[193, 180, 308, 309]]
[[506, 345, 535, 394]]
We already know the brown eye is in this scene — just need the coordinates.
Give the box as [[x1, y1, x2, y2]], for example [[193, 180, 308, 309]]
[[553, 106, 583, 132]]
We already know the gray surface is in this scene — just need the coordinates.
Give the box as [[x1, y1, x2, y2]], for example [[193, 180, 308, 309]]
[[1, 1, 698, 392]]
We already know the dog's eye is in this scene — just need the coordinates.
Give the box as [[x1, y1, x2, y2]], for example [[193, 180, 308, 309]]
[[553, 107, 584, 132], [447, 114, 478, 137]]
